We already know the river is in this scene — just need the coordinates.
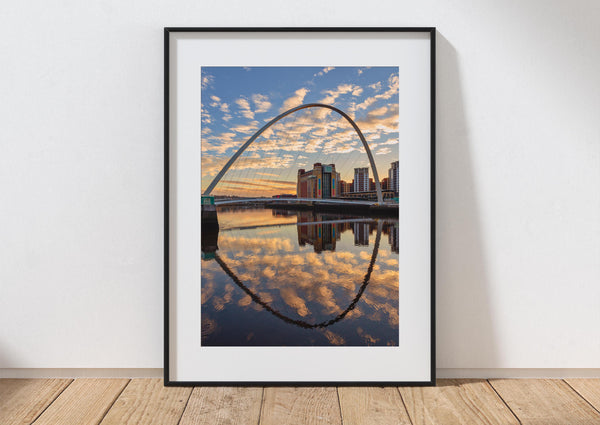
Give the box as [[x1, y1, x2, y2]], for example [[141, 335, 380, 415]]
[[201, 206, 399, 346]]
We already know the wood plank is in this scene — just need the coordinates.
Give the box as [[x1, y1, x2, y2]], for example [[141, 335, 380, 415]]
[[338, 387, 411, 425], [490, 378, 600, 425], [399, 379, 519, 425], [99, 379, 191, 425], [564, 379, 600, 413], [33, 378, 129, 425], [179, 387, 262, 425], [260, 387, 341, 425], [0, 379, 72, 425]]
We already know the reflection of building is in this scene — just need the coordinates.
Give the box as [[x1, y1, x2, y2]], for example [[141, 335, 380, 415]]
[[297, 163, 340, 199], [388, 161, 399, 194], [297, 212, 340, 252], [353, 167, 369, 192], [353, 222, 370, 246]]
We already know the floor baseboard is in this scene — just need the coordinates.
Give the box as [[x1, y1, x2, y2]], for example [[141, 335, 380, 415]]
[[437, 368, 600, 378], [2, 368, 600, 379], [0, 368, 163, 378]]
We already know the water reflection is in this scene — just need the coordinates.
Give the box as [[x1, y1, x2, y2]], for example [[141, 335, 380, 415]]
[[201, 207, 400, 346]]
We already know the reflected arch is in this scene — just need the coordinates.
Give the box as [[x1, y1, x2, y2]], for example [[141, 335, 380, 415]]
[[203, 103, 383, 203], [213, 221, 383, 329]]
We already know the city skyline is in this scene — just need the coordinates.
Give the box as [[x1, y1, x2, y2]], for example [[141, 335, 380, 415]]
[[201, 66, 400, 197], [296, 161, 399, 200]]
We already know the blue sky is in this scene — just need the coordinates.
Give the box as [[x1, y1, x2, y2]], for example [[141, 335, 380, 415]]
[[201, 66, 400, 196]]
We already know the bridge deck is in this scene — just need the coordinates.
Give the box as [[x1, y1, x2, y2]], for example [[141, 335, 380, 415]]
[[214, 197, 392, 206]]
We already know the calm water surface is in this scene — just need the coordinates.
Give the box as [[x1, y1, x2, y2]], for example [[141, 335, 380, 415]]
[[201, 206, 399, 346]]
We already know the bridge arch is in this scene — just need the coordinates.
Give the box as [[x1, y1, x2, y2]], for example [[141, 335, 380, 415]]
[[203, 103, 383, 203]]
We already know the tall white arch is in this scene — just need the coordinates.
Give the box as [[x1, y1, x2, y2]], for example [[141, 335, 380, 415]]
[[203, 103, 383, 203]]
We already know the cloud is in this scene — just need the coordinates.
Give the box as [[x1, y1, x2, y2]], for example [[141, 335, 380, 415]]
[[319, 83, 363, 104], [368, 106, 388, 116], [201, 73, 214, 89], [356, 73, 399, 110], [252, 94, 272, 113], [280, 88, 309, 112], [235, 97, 255, 119], [229, 120, 259, 134], [201, 104, 212, 124], [210, 95, 221, 102], [355, 96, 378, 111], [369, 82, 382, 91], [314, 66, 335, 77], [202, 132, 239, 154], [355, 103, 399, 135], [376, 147, 392, 155], [219, 179, 296, 191]]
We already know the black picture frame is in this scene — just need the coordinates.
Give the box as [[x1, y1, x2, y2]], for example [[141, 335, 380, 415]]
[[165, 27, 436, 387]]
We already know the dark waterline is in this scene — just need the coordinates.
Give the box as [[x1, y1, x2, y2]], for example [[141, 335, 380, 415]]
[[201, 206, 399, 346]]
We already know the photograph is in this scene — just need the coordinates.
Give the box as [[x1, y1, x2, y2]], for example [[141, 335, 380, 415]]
[[200, 66, 401, 347]]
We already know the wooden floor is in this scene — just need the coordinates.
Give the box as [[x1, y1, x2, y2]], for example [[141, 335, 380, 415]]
[[1, 379, 600, 424]]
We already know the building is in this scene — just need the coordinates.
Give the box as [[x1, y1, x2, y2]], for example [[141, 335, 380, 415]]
[[353, 167, 369, 192], [297, 163, 339, 199], [388, 161, 399, 194], [381, 177, 389, 191], [338, 179, 351, 195], [369, 178, 376, 192]]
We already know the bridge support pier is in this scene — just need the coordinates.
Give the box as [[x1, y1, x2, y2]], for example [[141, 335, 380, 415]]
[[201, 196, 219, 259]]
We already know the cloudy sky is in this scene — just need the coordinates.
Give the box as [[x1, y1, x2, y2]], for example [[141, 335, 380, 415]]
[[201, 66, 400, 197]]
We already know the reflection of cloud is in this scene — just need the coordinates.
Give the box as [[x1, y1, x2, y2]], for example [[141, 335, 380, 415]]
[[322, 329, 345, 345], [219, 234, 295, 253], [205, 222, 399, 339], [201, 316, 217, 338], [238, 294, 252, 306], [357, 327, 379, 345], [262, 267, 276, 278], [280, 287, 309, 317]]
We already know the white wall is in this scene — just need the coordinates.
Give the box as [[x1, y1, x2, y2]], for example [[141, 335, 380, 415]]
[[1, 0, 598, 374]]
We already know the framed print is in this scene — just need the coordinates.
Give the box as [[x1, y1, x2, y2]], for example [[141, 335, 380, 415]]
[[165, 27, 435, 385]]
